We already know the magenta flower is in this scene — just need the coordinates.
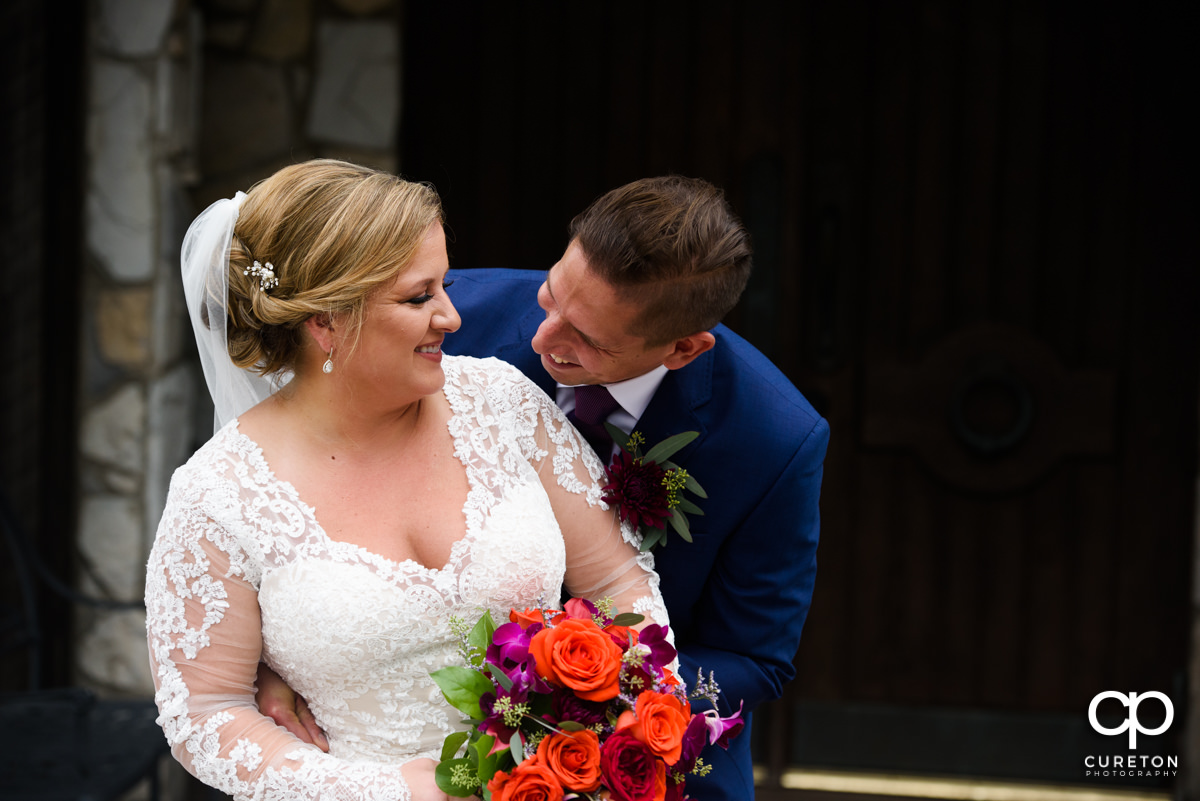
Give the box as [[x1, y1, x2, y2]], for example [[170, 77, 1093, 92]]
[[486, 621, 537, 675], [674, 714, 711, 774], [702, 702, 745, 750], [635, 624, 677, 672], [478, 671, 541, 744]]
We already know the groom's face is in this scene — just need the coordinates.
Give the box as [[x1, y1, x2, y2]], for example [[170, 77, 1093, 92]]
[[531, 241, 677, 386]]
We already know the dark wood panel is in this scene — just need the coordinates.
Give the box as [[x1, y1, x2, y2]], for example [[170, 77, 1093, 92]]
[[401, 0, 1196, 783]]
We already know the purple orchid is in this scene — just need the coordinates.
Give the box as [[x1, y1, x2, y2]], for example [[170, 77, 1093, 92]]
[[673, 714, 711, 773], [635, 623, 678, 671], [477, 670, 542, 744], [702, 702, 745, 750], [485, 621, 538, 673]]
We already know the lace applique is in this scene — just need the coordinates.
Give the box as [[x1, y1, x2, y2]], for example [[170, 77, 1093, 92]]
[[146, 356, 669, 800]]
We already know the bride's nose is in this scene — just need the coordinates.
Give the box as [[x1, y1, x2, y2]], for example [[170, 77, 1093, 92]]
[[433, 295, 461, 333]]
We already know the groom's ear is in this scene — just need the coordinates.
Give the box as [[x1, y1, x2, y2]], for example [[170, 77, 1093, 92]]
[[661, 331, 716, 371]]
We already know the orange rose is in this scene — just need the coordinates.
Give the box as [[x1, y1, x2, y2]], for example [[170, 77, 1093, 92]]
[[511, 607, 564, 629], [604, 624, 638, 649], [619, 691, 691, 765], [530, 617, 625, 702], [486, 759, 564, 801], [536, 729, 602, 792]]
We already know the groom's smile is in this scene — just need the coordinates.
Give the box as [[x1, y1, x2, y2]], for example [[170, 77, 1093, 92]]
[[532, 241, 681, 387]]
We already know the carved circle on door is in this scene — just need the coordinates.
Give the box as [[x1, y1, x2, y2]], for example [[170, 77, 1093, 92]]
[[949, 359, 1035, 458], [862, 324, 1115, 493]]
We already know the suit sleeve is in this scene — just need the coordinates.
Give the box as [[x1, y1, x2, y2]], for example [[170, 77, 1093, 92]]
[[678, 415, 829, 716]]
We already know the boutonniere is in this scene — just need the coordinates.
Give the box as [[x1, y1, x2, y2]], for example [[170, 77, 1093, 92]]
[[600, 423, 707, 551]]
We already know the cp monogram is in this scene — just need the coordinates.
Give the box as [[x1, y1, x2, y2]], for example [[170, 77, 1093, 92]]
[[1088, 691, 1174, 749]]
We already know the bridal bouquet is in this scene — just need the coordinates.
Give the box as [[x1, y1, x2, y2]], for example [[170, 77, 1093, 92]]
[[431, 598, 743, 800]]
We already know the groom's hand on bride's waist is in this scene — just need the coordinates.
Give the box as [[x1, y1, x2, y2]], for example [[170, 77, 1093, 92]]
[[256, 661, 330, 752]]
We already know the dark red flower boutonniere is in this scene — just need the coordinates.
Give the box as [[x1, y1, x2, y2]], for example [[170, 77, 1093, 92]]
[[600, 423, 707, 552]]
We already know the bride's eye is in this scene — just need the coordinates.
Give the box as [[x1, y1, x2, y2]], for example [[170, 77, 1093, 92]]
[[405, 280, 453, 305]]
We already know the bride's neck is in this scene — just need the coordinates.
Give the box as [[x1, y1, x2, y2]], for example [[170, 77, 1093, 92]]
[[260, 375, 427, 456]]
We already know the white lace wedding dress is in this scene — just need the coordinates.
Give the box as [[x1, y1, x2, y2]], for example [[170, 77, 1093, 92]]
[[146, 356, 668, 800]]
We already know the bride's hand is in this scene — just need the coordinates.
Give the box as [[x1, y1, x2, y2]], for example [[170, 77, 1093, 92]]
[[401, 758, 458, 800], [254, 662, 330, 752]]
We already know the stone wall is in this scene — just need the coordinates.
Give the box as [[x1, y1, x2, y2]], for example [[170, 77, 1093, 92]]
[[189, 0, 401, 207], [78, 0, 200, 694], [77, 0, 402, 703]]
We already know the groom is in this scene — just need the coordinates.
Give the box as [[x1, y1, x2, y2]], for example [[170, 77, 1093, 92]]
[[444, 177, 828, 800], [260, 176, 828, 800]]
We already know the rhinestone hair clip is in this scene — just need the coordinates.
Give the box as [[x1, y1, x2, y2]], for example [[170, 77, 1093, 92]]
[[245, 260, 279, 292]]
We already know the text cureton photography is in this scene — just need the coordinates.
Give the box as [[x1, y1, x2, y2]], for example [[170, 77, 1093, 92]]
[[1084, 692, 1177, 780]]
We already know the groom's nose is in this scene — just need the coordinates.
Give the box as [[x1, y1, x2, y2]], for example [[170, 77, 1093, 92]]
[[532, 283, 562, 352]]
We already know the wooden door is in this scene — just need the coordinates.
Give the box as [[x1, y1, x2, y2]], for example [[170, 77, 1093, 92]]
[[401, 0, 1195, 788]]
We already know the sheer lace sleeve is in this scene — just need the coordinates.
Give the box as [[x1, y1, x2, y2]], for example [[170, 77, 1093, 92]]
[[145, 460, 422, 801], [465, 358, 671, 631]]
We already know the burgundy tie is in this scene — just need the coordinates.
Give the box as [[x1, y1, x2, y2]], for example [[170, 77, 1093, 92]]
[[568, 384, 620, 459]]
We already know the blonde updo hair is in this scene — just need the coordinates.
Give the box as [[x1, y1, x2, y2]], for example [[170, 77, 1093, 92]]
[[225, 159, 443, 375]]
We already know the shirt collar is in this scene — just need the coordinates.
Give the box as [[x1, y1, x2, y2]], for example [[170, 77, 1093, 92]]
[[557, 364, 669, 422]]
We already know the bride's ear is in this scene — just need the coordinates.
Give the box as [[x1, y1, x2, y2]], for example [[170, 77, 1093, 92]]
[[303, 314, 335, 353]]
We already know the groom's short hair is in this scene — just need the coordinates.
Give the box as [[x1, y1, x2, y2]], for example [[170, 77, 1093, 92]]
[[568, 176, 753, 346]]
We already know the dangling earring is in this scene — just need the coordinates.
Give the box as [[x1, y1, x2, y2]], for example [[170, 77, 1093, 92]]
[[323, 345, 334, 374]]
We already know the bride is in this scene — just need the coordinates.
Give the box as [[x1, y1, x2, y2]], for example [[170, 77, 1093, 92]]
[[145, 160, 669, 800]]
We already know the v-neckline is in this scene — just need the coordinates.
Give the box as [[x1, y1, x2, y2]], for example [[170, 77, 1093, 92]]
[[228, 402, 476, 578]]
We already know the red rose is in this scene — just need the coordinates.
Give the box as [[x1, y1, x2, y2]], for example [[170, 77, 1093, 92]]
[[599, 729, 667, 801], [486, 759, 564, 801]]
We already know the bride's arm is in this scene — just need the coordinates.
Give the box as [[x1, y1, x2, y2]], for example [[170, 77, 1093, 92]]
[[145, 474, 445, 801], [495, 368, 669, 631]]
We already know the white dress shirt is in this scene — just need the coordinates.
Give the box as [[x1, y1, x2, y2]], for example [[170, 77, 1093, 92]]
[[556, 365, 670, 458]]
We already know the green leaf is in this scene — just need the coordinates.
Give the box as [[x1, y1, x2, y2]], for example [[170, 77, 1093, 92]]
[[605, 422, 633, 454], [467, 611, 497, 656], [431, 666, 493, 717], [558, 719, 586, 731], [510, 733, 525, 764], [487, 665, 513, 692], [683, 473, 707, 499], [667, 511, 694, 543], [474, 734, 504, 786], [639, 527, 665, 551], [676, 498, 704, 516], [612, 612, 645, 627], [435, 758, 478, 797], [643, 431, 699, 464], [440, 731, 471, 762]]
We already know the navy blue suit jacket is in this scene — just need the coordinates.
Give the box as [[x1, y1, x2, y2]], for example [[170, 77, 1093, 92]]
[[444, 269, 829, 800]]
